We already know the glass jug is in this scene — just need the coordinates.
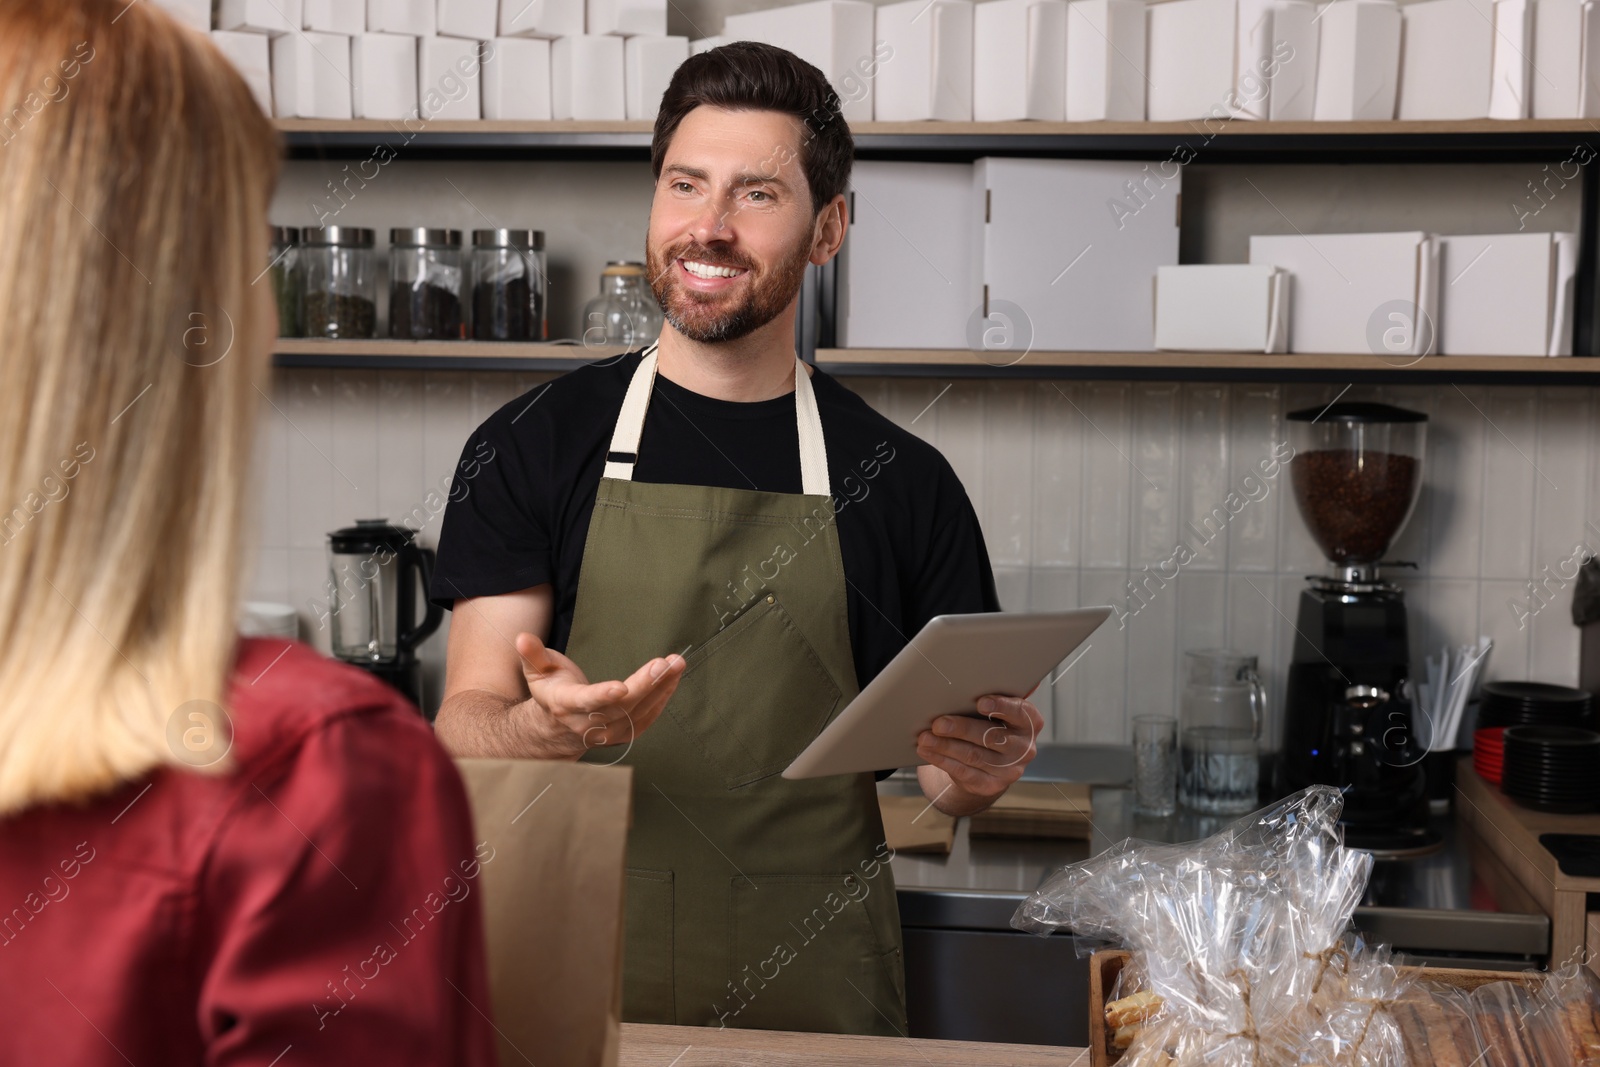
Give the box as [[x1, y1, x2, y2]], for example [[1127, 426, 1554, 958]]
[[1178, 649, 1264, 814], [581, 261, 663, 347]]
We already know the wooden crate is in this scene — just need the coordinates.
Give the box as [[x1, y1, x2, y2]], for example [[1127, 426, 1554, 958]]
[[1087, 949, 1537, 1067]]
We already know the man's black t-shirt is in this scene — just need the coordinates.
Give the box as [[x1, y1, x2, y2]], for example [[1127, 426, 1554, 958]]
[[429, 349, 1001, 700]]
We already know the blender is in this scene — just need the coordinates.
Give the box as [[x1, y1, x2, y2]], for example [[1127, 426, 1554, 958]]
[[1280, 402, 1435, 853], [326, 520, 443, 713]]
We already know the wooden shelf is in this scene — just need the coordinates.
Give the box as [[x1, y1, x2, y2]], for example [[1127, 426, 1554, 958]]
[[272, 338, 627, 372], [815, 348, 1600, 384]]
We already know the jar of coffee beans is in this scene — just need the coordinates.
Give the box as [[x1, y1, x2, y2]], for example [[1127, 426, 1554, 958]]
[[269, 226, 303, 338], [469, 229, 546, 342], [389, 228, 465, 340], [301, 227, 377, 340]]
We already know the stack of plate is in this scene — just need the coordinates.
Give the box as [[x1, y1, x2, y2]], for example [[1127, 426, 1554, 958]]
[[1473, 727, 1505, 784], [1478, 681, 1594, 729], [1501, 726, 1600, 813]]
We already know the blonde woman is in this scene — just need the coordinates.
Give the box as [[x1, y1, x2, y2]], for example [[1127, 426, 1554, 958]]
[[0, 3, 497, 1063]]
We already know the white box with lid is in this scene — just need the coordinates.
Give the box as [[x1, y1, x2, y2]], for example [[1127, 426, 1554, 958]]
[[1064, 0, 1144, 122], [624, 36, 688, 119], [874, 0, 973, 121], [1248, 231, 1439, 356], [971, 158, 1182, 352], [1394, 0, 1505, 119], [1312, 0, 1400, 120], [351, 32, 418, 119], [1154, 265, 1289, 353], [972, 0, 1066, 121], [722, 1, 879, 123], [220, 0, 305, 33], [482, 36, 552, 118], [156, 0, 213, 31], [304, 0, 366, 33], [271, 31, 354, 118], [551, 35, 625, 119], [1438, 232, 1578, 356], [499, 0, 584, 36], [837, 161, 975, 349], [439, 0, 498, 38], [211, 30, 275, 114], [589, 0, 667, 36], [369, 0, 435, 34], [418, 34, 483, 118]]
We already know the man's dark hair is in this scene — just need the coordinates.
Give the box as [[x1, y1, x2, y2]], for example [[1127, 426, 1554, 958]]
[[651, 41, 854, 218]]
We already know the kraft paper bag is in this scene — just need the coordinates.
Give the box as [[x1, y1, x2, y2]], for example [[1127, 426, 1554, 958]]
[[455, 759, 633, 1067]]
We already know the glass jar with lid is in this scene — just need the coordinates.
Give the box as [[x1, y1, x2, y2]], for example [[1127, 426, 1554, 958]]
[[301, 226, 378, 339], [581, 261, 663, 347], [389, 228, 465, 340], [469, 229, 546, 341], [269, 226, 303, 338]]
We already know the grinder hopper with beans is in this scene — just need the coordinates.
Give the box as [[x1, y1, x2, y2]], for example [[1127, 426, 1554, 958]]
[[1279, 402, 1434, 853]]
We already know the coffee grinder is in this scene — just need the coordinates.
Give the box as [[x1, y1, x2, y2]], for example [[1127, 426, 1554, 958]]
[[327, 519, 443, 713], [1280, 403, 1436, 853]]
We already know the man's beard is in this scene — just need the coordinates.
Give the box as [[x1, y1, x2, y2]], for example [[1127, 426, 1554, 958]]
[[645, 234, 813, 344]]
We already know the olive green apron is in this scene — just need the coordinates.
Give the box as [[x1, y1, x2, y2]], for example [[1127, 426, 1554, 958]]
[[566, 341, 906, 1035]]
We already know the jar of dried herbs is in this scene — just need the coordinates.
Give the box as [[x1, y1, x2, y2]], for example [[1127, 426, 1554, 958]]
[[301, 226, 377, 339], [269, 226, 303, 337], [469, 229, 546, 342], [389, 228, 465, 340]]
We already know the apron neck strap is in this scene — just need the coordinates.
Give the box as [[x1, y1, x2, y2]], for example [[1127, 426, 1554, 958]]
[[603, 341, 832, 497]]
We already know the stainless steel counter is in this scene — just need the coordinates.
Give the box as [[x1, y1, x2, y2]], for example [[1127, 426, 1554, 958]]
[[880, 745, 1549, 1048]]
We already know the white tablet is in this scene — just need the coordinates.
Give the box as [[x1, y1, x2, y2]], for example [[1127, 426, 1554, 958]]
[[782, 608, 1113, 780]]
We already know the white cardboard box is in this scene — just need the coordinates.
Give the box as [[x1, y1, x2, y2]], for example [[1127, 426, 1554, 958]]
[[419, 34, 482, 118], [1396, 0, 1493, 119], [1146, 0, 1236, 120], [1529, 0, 1600, 117], [271, 31, 354, 118], [156, 0, 213, 31], [551, 34, 626, 119], [220, 0, 305, 33], [590, 0, 667, 36], [624, 35, 688, 119], [973, 0, 1067, 121], [1154, 264, 1289, 352], [722, 1, 880, 123], [1551, 231, 1579, 355], [1438, 232, 1572, 355], [482, 36, 552, 118], [1248, 231, 1440, 356], [1065, 0, 1144, 121], [690, 35, 730, 53], [837, 161, 975, 349], [1262, 2, 1318, 120], [304, 0, 366, 33], [369, 0, 436, 34], [1313, 0, 1400, 120], [211, 30, 275, 114], [351, 32, 419, 118], [972, 158, 1182, 352], [439, 0, 499, 38], [874, 0, 973, 121], [1489, 0, 1533, 118], [500, 0, 583, 36]]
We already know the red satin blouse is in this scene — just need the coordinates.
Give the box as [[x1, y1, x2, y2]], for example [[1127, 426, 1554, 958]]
[[0, 638, 498, 1066]]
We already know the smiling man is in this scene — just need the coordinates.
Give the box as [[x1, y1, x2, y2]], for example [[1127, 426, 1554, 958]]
[[429, 41, 1043, 1036]]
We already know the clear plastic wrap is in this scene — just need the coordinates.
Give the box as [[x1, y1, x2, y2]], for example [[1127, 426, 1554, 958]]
[[1013, 785, 1411, 1066]]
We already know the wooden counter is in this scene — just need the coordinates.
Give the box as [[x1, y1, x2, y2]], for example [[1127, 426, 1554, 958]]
[[620, 1023, 1087, 1065]]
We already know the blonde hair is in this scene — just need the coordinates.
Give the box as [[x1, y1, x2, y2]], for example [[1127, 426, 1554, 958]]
[[0, 0, 281, 814]]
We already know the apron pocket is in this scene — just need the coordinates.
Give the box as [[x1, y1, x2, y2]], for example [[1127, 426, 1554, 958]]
[[727, 874, 889, 1035], [670, 594, 844, 789], [622, 868, 675, 1024]]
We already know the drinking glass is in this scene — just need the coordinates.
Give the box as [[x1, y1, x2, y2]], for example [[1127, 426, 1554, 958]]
[[1133, 715, 1177, 817]]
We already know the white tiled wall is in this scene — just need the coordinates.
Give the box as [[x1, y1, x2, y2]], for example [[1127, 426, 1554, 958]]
[[254, 372, 1599, 745]]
